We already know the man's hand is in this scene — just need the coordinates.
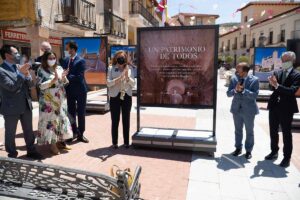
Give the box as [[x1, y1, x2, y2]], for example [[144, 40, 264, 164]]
[[18, 63, 30, 75], [235, 83, 244, 93], [268, 75, 278, 88]]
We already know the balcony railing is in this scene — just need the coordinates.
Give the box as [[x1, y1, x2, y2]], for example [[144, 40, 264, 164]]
[[225, 46, 230, 51], [232, 43, 237, 50], [291, 30, 300, 39], [219, 47, 224, 52], [97, 11, 126, 39], [129, 0, 159, 27], [55, 0, 96, 30]]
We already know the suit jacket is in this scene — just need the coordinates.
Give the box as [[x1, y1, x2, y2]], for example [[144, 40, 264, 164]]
[[62, 56, 88, 95], [227, 74, 259, 116], [267, 68, 300, 114], [0, 62, 33, 115]]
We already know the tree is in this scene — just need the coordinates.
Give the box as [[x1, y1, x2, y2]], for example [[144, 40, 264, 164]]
[[238, 56, 249, 64], [225, 56, 234, 64]]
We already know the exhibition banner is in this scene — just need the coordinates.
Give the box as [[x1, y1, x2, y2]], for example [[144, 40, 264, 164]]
[[138, 26, 218, 108], [254, 47, 286, 82], [110, 45, 137, 78], [63, 37, 107, 85]]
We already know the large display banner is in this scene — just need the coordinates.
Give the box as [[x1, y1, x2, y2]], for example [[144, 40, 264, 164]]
[[254, 47, 286, 82], [110, 45, 137, 78], [63, 37, 107, 85], [138, 26, 218, 108]]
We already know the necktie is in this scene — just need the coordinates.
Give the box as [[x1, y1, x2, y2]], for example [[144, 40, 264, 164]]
[[68, 58, 74, 69], [281, 70, 287, 84]]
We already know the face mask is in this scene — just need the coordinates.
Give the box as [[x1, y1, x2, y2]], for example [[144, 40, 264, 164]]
[[47, 59, 56, 67], [117, 57, 125, 65], [64, 51, 70, 58], [12, 53, 21, 64], [282, 61, 292, 70]]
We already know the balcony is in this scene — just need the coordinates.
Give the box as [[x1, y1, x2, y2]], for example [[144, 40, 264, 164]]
[[129, 0, 159, 27], [232, 43, 237, 50], [219, 47, 224, 52], [96, 11, 126, 39], [291, 30, 300, 39], [225, 46, 230, 51], [55, 0, 96, 30]]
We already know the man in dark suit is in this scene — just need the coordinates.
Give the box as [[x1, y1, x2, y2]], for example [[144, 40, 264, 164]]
[[266, 51, 300, 167], [35, 41, 52, 63], [227, 63, 259, 159], [62, 41, 89, 143], [0, 45, 43, 159]]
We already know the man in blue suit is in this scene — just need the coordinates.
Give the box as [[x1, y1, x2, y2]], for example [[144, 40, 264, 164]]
[[227, 62, 259, 159], [63, 41, 89, 143], [0, 45, 43, 159]]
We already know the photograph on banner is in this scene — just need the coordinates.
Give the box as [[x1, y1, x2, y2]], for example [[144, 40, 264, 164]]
[[139, 27, 217, 107], [63, 37, 107, 85], [254, 47, 286, 82], [110, 45, 137, 78]]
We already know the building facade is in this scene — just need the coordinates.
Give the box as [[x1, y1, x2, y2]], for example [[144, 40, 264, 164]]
[[168, 13, 219, 26], [0, 0, 161, 62], [219, 1, 300, 65]]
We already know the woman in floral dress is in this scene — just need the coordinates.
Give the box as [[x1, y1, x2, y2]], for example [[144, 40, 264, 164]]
[[36, 51, 72, 155]]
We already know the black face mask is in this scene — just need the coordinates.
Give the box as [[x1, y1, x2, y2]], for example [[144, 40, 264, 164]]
[[117, 57, 125, 65]]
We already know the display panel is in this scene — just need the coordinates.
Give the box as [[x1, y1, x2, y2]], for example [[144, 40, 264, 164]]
[[254, 47, 286, 82], [110, 45, 137, 78], [63, 37, 107, 85], [138, 26, 218, 108]]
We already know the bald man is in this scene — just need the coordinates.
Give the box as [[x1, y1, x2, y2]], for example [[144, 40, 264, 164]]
[[35, 41, 52, 63], [266, 51, 300, 167]]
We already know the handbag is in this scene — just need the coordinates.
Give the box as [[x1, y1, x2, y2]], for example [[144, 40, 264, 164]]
[[110, 165, 133, 194]]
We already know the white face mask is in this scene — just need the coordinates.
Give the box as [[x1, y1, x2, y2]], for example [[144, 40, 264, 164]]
[[64, 51, 70, 58], [282, 61, 292, 70], [47, 59, 56, 67]]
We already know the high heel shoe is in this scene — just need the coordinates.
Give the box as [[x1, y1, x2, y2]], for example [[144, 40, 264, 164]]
[[50, 144, 60, 155], [56, 142, 72, 150]]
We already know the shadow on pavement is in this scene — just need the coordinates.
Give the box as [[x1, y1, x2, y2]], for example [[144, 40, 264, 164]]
[[87, 146, 192, 162], [250, 160, 288, 179], [216, 154, 250, 171]]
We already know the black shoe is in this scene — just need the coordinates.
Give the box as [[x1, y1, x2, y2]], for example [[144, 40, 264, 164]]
[[26, 152, 43, 160], [245, 152, 252, 159], [77, 135, 89, 143], [8, 152, 18, 158], [265, 152, 278, 160], [124, 144, 130, 149], [231, 148, 242, 156], [112, 144, 118, 149], [279, 158, 290, 168]]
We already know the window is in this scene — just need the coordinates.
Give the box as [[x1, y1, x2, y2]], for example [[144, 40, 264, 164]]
[[269, 31, 273, 44], [227, 40, 231, 51], [252, 38, 256, 47], [244, 16, 248, 23], [280, 29, 285, 42], [243, 34, 247, 48]]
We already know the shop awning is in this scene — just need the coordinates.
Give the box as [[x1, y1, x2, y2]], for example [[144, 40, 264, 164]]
[[0, 0, 38, 29]]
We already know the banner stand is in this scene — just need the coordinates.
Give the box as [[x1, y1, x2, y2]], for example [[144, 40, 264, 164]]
[[132, 26, 219, 155]]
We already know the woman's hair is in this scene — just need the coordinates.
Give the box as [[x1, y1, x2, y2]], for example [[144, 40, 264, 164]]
[[112, 50, 127, 65], [41, 51, 57, 72]]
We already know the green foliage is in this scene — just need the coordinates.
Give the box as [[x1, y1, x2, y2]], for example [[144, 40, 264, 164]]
[[237, 56, 249, 64]]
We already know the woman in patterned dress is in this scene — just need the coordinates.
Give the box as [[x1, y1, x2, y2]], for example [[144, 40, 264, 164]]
[[36, 51, 72, 155]]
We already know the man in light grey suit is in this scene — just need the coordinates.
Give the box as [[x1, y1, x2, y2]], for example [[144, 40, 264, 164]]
[[0, 45, 42, 159], [227, 63, 259, 159]]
